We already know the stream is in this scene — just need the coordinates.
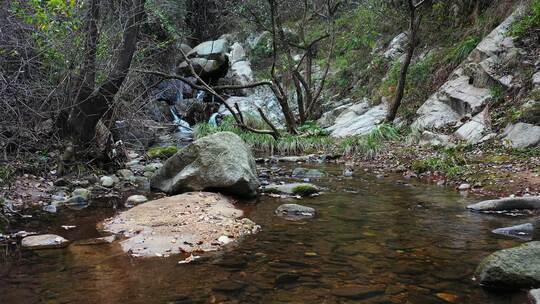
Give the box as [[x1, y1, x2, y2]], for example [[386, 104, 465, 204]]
[[0, 163, 530, 303]]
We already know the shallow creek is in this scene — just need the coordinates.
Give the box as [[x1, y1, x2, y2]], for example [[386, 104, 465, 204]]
[[0, 164, 532, 303]]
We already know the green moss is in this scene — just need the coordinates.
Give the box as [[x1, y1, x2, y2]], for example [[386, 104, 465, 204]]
[[147, 146, 178, 159], [292, 185, 319, 196]]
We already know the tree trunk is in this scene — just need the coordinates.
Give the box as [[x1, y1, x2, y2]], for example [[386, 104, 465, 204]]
[[68, 0, 146, 147], [385, 2, 421, 122]]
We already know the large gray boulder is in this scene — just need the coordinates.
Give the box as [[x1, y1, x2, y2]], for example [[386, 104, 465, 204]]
[[476, 242, 540, 289], [178, 58, 222, 75], [502, 123, 540, 148], [454, 107, 491, 144], [150, 132, 260, 197]]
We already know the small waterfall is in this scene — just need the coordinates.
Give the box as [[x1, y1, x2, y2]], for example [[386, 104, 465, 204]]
[[208, 113, 219, 127], [169, 106, 192, 134]]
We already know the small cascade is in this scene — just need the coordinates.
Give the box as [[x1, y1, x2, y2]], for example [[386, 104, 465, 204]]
[[169, 106, 192, 135], [208, 113, 219, 127]]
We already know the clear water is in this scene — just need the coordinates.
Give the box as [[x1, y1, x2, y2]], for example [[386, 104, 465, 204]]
[[0, 164, 530, 303]]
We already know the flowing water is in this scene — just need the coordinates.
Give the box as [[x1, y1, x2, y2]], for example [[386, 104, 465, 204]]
[[0, 164, 531, 303]]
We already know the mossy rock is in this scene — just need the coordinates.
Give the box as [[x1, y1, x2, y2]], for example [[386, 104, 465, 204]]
[[292, 185, 319, 196], [147, 146, 178, 159], [263, 183, 320, 197]]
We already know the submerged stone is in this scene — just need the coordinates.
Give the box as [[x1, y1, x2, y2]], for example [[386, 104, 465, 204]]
[[21, 234, 68, 249], [263, 183, 319, 196], [275, 204, 316, 220], [331, 285, 385, 299]]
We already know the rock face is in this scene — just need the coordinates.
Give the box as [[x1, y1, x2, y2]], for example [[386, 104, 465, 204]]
[[218, 87, 284, 127], [502, 123, 540, 148], [467, 196, 540, 212], [151, 132, 260, 197], [327, 99, 387, 138], [384, 32, 408, 60], [22, 234, 69, 249], [412, 5, 526, 131], [102, 192, 260, 257], [275, 204, 316, 220], [475, 242, 540, 289]]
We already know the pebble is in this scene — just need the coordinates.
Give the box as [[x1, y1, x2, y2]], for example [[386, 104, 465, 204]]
[[42, 205, 57, 213], [126, 195, 148, 205]]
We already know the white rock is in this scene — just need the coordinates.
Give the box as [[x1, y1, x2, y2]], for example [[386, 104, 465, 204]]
[[454, 107, 490, 144], [458, 183, 471, 191], [218, 235, 231, 245], [21, 234, 68, 249], [502, 123, 540, 148], [100, 176, 115, 188]]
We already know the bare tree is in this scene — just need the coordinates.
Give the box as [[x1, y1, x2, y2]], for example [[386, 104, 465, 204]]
[[66, 0, 146, 156], [385, 0, 427, 122]]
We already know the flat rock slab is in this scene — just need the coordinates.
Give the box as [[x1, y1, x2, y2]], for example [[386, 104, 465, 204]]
[[467, 197, 540, 212], [275, 204, 316, 220], [21, 234, 69, 249], [102, 192, 259, 257], [530, 289, 540, 304]]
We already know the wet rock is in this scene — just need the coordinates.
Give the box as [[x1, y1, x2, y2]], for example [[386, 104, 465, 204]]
[[275, 204, 316, 220], [502, 123, 540, 148], [475, 241, 540, 289], [467, 196, 540, 212], [21, 234, 68, 249], [102, 192, 260, 257], [53, 178, 70, 187], [263, 183, 319, 196], [291, 168, 325, 178], [100, 176, 115, 188], [332, 285, 385, 300], [151, 132, 260, 198], [129, 176, 151, 192], [492, 223, 535, 240], [126, 195, 148, 205]]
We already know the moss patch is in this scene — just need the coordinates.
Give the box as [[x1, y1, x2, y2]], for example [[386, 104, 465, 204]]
[[147, 146, 178, 159]]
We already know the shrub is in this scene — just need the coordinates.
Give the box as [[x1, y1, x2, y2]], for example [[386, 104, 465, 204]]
[[509, 0, 540, 37]]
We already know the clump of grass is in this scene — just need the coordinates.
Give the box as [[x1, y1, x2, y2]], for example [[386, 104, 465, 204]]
[[147, 146, 178, 158], [509, 0, 540, 37], [339, 123, 403, 158], [412, 147, 468, 179], [446, 36, 480, 66], [194, 117, 333, 155]]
